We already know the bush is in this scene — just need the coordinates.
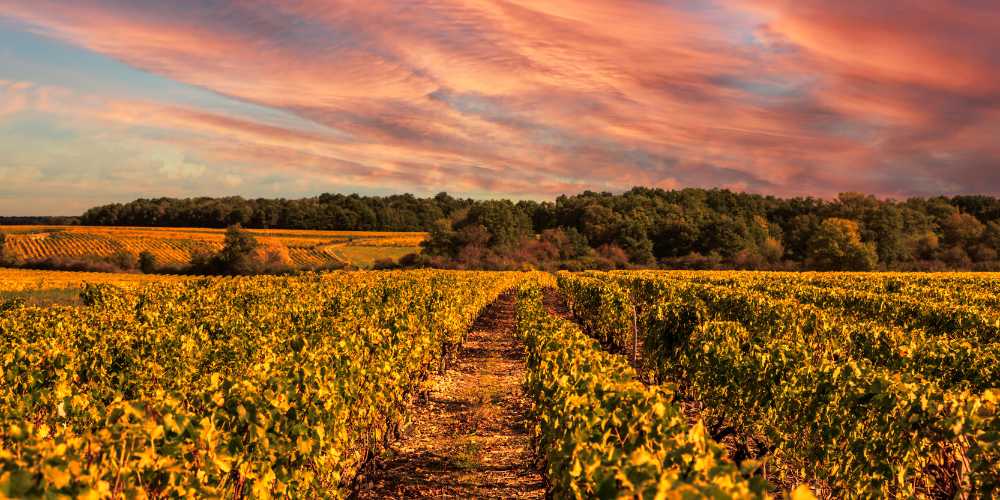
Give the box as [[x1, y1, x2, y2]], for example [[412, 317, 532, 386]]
[[217, 224, 261, 274], [19, 253, 139, 274], [372, 258, 398, 270], [186, 225, 298, 275], [110, 251, 138, 271], [188, 249, 217, 274], [139, 251, 158, 274], [249, 242, 293, 273]]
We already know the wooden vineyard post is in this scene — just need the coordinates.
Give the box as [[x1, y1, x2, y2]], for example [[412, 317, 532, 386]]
[[631, 302, 639, 368]]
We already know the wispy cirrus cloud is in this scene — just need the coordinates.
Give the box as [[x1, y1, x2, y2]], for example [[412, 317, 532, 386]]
[[0, 0, 998, 214], [0, 80, 71, 119]]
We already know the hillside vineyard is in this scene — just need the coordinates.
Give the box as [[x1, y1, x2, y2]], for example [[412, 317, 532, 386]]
[[0, 226, 426, 270], [1, 270, 998, 497]]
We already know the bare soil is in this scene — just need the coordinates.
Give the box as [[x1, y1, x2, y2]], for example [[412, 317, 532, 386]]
[[354, 293, 546, 499]]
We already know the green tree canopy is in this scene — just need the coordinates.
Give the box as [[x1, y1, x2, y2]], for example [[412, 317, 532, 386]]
[[217, 224, 261, 274], [806, 218, 878, 271], [460, 200, 533, 249], [940, 212, 985, 247]]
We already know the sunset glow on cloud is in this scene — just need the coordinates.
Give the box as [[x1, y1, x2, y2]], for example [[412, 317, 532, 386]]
[[1, 0, 998, 214]]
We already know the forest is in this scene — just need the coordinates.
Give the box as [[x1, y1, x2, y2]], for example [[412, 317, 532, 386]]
[[74, 188, 1000, 271]]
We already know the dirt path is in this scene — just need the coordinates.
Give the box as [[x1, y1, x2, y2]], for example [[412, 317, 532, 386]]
[[541, 286, 573, 321], [354, 293, 546, 499]]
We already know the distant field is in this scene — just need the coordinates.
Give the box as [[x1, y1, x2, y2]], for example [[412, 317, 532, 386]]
[[0, 267, 190, 291], [0, 225, 426, 269], [0, 267, 193, 306]]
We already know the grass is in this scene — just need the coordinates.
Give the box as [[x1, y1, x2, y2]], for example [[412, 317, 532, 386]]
[[327, 246, 421, 267], [0, 267, 189, 292], [1, 288, 81, 307]]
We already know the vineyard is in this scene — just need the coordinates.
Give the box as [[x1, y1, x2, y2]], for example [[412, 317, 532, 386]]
[[0, 268, 191, 292], [0, 226, 427, 269], [554, 271, 1000, 498], [0, 271, 521, 497], [1, 270, 998, 498]]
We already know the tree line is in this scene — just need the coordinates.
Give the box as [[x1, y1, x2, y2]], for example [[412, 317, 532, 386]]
[[70, 188, 1000, 271], [0, 216, 80, 225], [80, 194, 467, 231]]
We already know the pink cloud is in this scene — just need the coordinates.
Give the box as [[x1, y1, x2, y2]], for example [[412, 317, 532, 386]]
[[1, 0, 998, 199]]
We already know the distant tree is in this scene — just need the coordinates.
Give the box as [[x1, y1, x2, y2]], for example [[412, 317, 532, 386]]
[[760, 237, 785, 264], [189, 249, 216, 274], [455, 224, 492, 249], [616, 221, 655, 264], [940, 212, 985, 247], [698, 215, 747, 259], [372, 258, 398, 270], [542, 227, 591, 260], [529, 201, 558, 231], [460, 200, 533, 249], [920, 197, 961, 223], [72, 187, 1000, 270], [578, 204, 621, 246], [217, 224, 262, 275], [806, 218, 878, 271], [80, 193, 475, 232], [595, 244, 630, 269], [110, 251, 139, 271], [908, 231, 940, 260], [250, 241, 293, 273], [982, 221, 1000, 253], [951, 195, 1000, 221], [422, 219, 460, 258], [970, 244, 998, 263], [781, 214, 819, 262], [941, 245, 972, 268], [651, 216, 699, 259], [865, 204, 908, 264], [139, 251, 158, 274]]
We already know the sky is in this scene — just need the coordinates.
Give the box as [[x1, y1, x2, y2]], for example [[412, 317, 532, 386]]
[[1, 1, 998, 215]]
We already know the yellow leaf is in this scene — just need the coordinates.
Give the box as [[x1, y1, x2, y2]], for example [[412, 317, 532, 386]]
[[790, 484, 817, 500], [43, 465, 71, 489]]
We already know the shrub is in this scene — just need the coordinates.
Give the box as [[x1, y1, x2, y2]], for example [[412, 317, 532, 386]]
[[139, 251, 158, 274]]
